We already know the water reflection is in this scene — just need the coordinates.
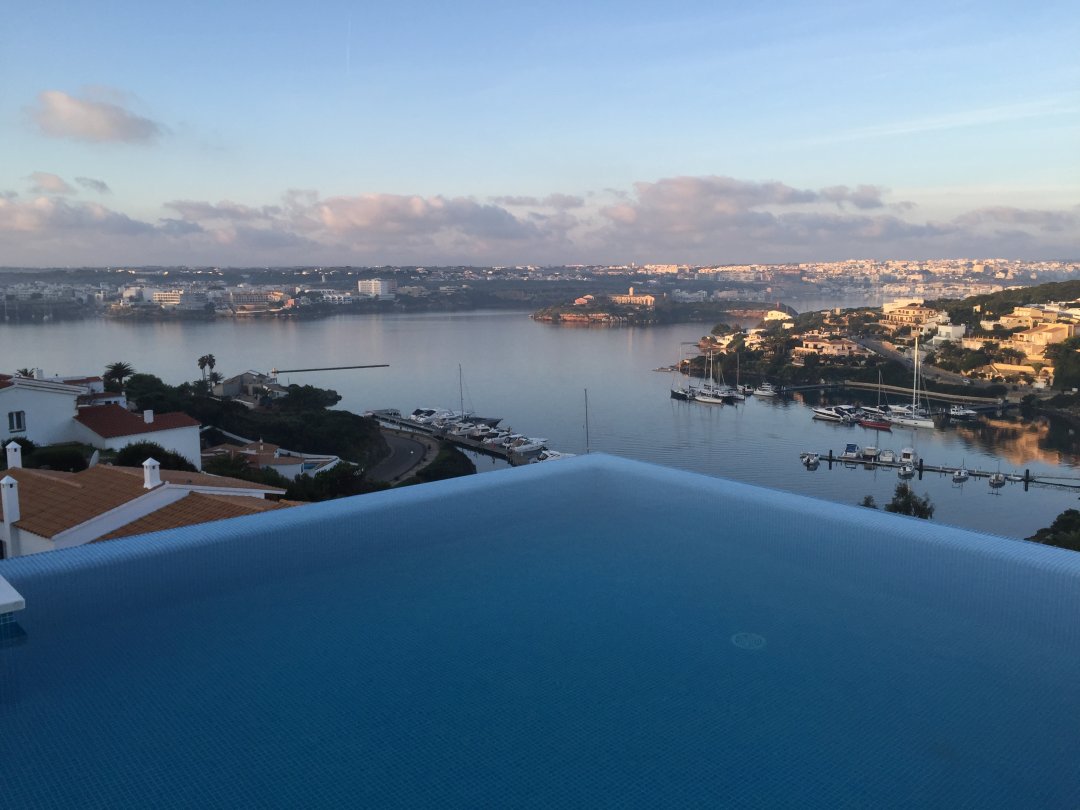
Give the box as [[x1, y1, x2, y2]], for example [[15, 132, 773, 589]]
[[953, 416, 1080, 469]]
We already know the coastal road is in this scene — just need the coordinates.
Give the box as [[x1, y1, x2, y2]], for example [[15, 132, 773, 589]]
[[367, 430, 439, 484], [855, 337, 986, 388]]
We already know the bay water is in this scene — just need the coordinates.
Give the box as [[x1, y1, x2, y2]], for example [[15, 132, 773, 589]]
[[5, 309, 1080, 538]]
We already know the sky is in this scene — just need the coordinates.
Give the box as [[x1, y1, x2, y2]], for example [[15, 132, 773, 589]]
[[2, 0, 1078, 266]]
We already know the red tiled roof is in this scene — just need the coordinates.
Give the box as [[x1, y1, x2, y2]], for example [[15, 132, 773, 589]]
[[74, 404, 199, 438], [0, 464, 285, 538], [96, 493, 294, 541]]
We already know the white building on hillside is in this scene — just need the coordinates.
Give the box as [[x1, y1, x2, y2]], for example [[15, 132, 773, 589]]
[[358, 278, 398, 300], [71, 405, 203, 470], [1, 374, 87, 446]]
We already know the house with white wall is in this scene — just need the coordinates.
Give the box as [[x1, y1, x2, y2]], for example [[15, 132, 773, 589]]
[[0, 374, 86, 446], [70, 404, 203, 470], [0, 443, 288, 558]]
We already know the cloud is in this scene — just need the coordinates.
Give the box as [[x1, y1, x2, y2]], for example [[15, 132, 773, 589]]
[[0, 196, 153, 235], [952, 206, 1080, 233], [819, 185, 886, 209], [490, 193, 585, 209], [165, 199, 283, 222], [27, 172, 75, 195], [0, 176, 1076, 265], [316, 193, 539, 242], [29, 89, 163, 143], [27, 171, 75, 195], [1, 190, 18, 200], [75, 176, 111, 194]]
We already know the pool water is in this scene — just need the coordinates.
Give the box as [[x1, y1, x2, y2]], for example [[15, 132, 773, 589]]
[[2, 456, 1079, 807]]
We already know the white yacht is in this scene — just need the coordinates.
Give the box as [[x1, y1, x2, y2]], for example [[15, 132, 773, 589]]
[[753, 382, 780, 397], [949, 405, 979, 420]]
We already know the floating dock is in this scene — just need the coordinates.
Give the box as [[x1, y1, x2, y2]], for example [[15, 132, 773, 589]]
[[799, 449, 1077, 490]]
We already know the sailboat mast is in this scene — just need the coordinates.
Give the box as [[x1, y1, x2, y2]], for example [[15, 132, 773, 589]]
[[584, 388, 590, 454], [458, 364, 464, 417], [912, 335, 919, 412]]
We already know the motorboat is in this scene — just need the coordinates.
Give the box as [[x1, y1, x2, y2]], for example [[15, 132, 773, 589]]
[[861, 446, 880, 461], [952, 467, 970, 484], [878, 449, 896, 463], [989, 472, 1007, 489], [529, 449, 576, 463], [800, 452, 820, 470], [507, 436, 547, 454], [898, 463, 915, 479], [670, 385, 696, 401], [840, 443, 860, 460], [949, 405, 979, 420], [753, 382, 780, 397], [899, 447, 919, 465], [813, 405, 861, 423], [410, 407, 453, 424]]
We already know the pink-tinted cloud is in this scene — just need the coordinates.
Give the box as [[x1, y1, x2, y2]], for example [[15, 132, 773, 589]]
[[27, 172, 75, 195], [0, 177, 1076, 265], [29, 89, 163, 143]]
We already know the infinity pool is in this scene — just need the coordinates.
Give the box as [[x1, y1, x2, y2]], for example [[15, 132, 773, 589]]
[[2, 455, 1079, 807]]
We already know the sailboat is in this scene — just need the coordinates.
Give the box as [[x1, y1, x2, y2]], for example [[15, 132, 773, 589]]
[[695, 353, 729, 404], [450, 365, 501, 426], [670, 349, 696, 401], [736, 353, 753, 396], [889, 335, 935, 429], [859, 371, 892, 430]]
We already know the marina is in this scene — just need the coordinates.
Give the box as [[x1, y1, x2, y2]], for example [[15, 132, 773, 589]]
[[368, 408, 575, 466]]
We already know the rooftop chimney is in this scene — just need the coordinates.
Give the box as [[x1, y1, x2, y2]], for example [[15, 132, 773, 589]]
[[1, 476, 19, 524], [143, 409, 154, 424], [5, 441, 22, 469], [33, 368, 44, 380], [142, 458, 161, 489]]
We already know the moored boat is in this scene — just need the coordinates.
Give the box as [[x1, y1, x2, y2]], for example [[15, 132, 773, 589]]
[[859, 417, 892, 430], [949, 405, 979, 420], [753, 382, 780, 397]]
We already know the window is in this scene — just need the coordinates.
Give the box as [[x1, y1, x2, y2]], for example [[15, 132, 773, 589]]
[[7, 410, 25, 432]]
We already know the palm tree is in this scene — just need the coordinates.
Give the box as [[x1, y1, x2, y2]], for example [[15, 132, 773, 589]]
[[197, 354, 218, 381], [15, 368, 33, 377], [208, 370, 223, 386], [104, 361, 135, 390]]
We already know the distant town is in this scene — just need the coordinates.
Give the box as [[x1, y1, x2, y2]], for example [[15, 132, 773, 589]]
[[2, 258, 1078, 322]]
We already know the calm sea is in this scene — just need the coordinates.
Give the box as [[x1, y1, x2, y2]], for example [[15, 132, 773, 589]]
[[6, 308, 1080, 538]]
